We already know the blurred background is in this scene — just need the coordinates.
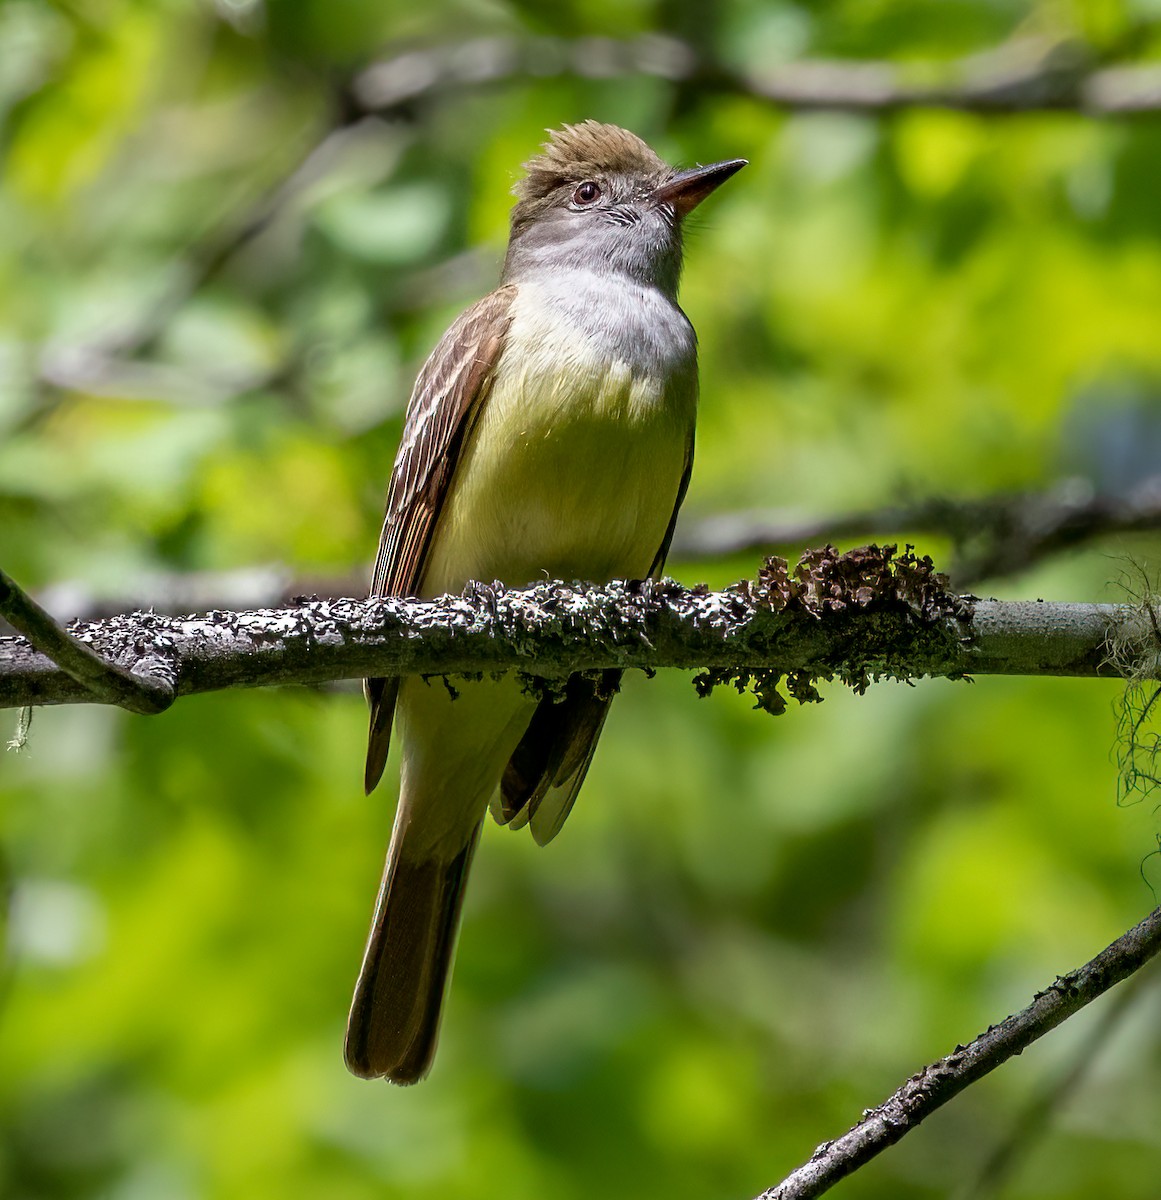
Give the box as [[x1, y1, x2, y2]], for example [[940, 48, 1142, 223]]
[[3, 1, 1161, 1197]]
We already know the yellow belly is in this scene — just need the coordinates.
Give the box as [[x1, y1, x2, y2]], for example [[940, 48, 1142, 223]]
[[396, 279, 698, 848], [421, 317, 695, 596]]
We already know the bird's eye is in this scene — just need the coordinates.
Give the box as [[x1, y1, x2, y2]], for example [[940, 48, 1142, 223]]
[[572, 181, 601, 206]]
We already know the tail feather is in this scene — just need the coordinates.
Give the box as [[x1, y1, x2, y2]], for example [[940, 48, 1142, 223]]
[[345, 821, 482, 1083], [364, 677, 399, 795], [499, 670, 620, 844]]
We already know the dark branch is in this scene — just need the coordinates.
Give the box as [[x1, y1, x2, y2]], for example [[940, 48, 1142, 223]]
[[673, 477, 1161, 588], [348, 35, 1161, 119], [0, 548, 1144, 712], [0, 567, 174, 714], [755, 904, 1161, 1200]]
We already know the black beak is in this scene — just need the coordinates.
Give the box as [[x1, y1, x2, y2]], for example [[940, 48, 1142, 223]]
[[653, 158, 747, 217]]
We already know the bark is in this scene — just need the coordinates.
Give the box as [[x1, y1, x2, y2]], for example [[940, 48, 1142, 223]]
[[0, 548, 1146, 712]]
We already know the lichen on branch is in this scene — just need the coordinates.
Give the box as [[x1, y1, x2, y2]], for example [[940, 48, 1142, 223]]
[[693, 545, 971, 714]]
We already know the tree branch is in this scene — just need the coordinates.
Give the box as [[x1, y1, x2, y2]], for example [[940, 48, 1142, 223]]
[[754, 904, 1161, 1200], [348, 35, 1161, 119], [960, 966, 1157, 1199], [0, 567, 174, 715], [0, 548, 1146, 712]]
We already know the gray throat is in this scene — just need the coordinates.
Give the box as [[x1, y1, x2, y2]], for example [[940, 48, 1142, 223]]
[[503, 263, 698, 380]]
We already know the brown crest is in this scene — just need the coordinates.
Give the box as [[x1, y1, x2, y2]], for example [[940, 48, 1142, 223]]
[[514, 120, 669, 202]]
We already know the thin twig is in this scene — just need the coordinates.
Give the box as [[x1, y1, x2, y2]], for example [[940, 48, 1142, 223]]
[[672, 477, 1161, 587], [754, 904, 1161, 1200], [958, 965, 1158, 1199], [0, 568, 174, 714], [24, 117, 410, 424], [6, 706, 31, 751]]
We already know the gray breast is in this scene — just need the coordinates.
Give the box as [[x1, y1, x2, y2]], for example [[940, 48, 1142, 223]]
[[522, 269, 697, 380]]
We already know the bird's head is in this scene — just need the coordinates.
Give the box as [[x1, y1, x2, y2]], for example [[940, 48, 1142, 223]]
[[502, 121, 746, 296]]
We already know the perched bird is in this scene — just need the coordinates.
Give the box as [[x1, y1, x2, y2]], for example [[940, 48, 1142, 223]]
[[346, 121, 745, 1083]]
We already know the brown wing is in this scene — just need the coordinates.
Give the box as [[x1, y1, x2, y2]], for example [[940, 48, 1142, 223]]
[[498, 431, 697, 845], [364, 285, 517, 794]]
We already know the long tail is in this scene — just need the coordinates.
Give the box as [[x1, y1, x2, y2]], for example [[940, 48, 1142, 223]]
[[345, 817, 483, 1083]]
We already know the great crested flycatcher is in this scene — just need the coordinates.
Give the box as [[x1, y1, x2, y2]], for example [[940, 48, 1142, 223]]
[[346, 121, 745, 1083]]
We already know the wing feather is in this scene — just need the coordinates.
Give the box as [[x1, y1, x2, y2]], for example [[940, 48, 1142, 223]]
[[498, 431, 697, 844], [364, 285, 518, 794]]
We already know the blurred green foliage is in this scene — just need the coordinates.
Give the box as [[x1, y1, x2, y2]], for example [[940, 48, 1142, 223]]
[[3, 1, 1161, 1198]]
